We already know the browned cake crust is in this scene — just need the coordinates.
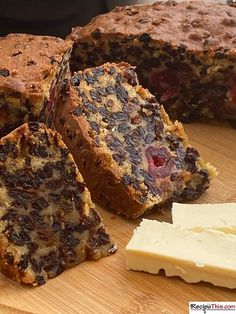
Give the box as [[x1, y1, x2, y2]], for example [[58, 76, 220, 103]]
[[69, 1, 236, 126], [0, 33, 72, 136], [0, 122, 116, 286], [55, 63, 216, 218], [70, 0, 236, 53]]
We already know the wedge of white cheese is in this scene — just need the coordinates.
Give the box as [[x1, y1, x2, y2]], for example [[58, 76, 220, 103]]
[[125, 219, 236, 289], [172, 202, 236, 234]]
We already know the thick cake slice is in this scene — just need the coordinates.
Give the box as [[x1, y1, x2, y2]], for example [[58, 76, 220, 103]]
[[0, 33, 72, 136], [69, 1, 236, 126], [0, 122, 116, 286], [55, 62, 216, 218]]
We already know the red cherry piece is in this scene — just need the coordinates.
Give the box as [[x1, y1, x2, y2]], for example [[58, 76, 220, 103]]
[[145, 146, 175, 178], [150, 69, 179, 96], [152, 155, 166, 168]]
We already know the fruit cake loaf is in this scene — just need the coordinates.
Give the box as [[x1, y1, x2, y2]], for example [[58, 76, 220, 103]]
[[55, 62, 216, 218], [69, 0, 236, 126], [0, 122, 116, 286], [0, 33, 72, 137]]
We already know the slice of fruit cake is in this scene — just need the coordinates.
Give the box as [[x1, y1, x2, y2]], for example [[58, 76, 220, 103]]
[[0, 122, 116, 286], [55, 62, 216, 218]]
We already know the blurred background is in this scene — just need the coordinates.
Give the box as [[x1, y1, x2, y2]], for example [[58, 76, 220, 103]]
[[0, 0, 228, 38]]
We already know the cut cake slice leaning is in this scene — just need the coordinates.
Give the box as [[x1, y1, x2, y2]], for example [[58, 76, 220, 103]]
[[55, 62, 217, 218], [0, 122, 116, 286]]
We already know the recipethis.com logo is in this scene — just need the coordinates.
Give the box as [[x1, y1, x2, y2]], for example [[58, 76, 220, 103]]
[[189, 302, 236, 314]]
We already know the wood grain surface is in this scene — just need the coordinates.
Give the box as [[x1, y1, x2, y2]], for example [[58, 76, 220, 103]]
[[0, 123, 236, 314]]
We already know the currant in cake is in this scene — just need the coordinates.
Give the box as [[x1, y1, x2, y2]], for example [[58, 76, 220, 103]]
[[0, 33, 72, 136], [55, 62, 216, 218], [69, 0, 236, 126], [0, 122, 116, 286]]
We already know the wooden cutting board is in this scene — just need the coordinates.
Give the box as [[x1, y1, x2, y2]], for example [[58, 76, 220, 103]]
[[0, 123, 236, 314]]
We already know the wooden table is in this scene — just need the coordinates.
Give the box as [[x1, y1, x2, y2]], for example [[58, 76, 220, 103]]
[[0, 123, 236, 314]]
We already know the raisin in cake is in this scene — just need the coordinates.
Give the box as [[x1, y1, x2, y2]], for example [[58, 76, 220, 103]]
[[0, 33, 72, 136], [0, 122, 116, 286], [55, 62, 216, 218], [70, 1, 236, 126]]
